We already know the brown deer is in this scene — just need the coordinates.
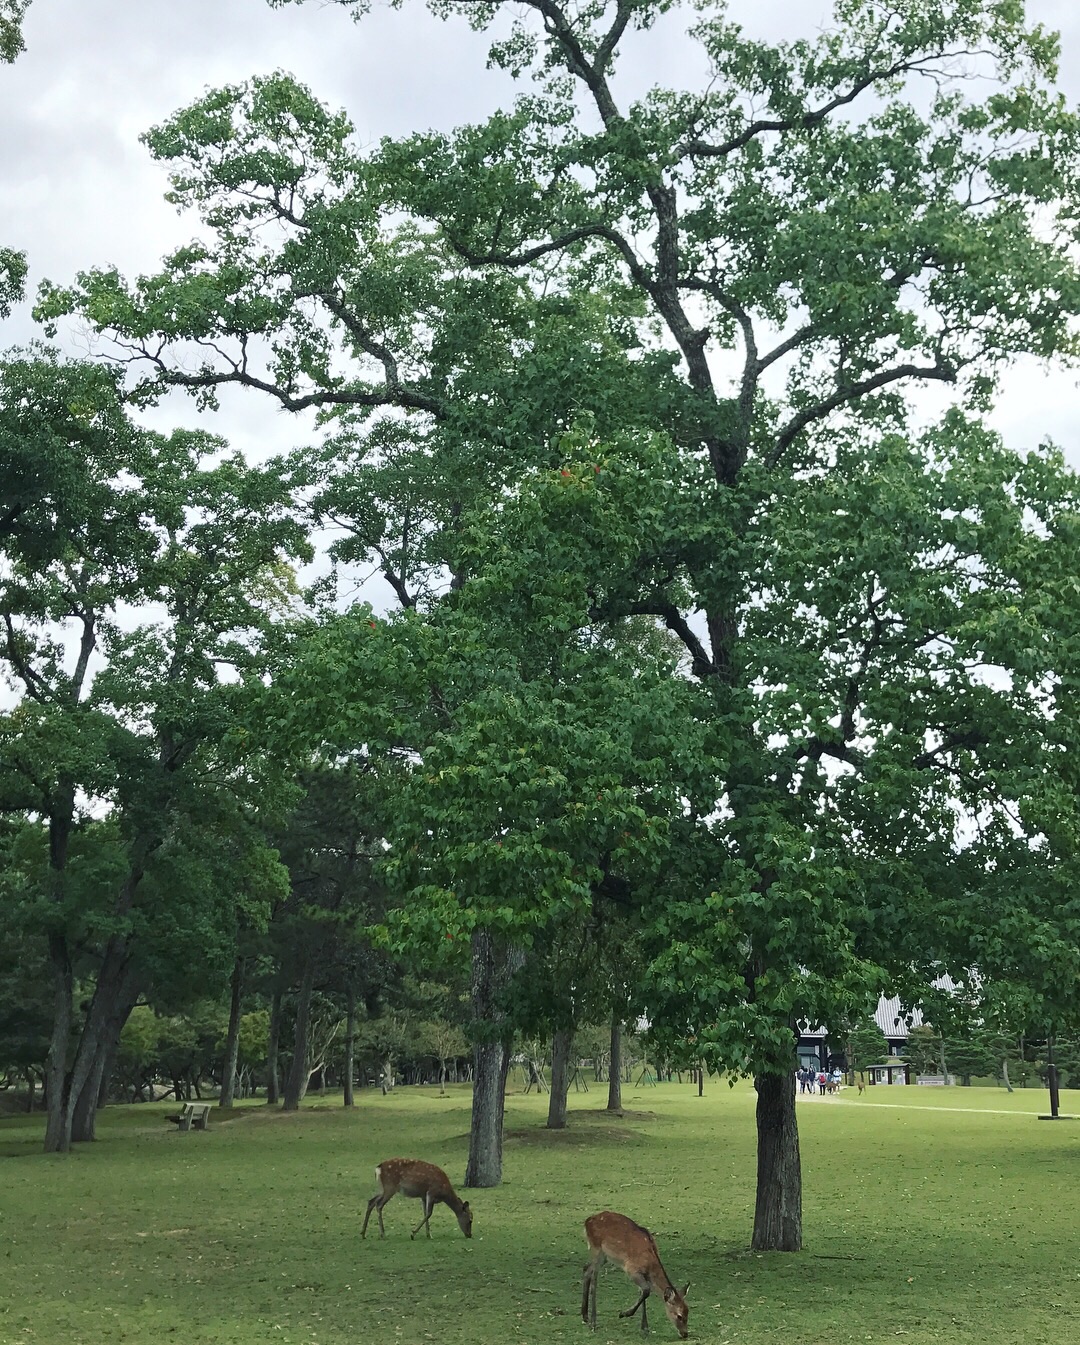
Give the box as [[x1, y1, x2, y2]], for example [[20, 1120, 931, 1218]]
[[582, 1211, 690, 1338], [361, 1158, 473, 1240]]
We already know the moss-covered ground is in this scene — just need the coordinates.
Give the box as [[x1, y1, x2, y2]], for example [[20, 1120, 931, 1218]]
[[1, 1080, 1077, 1345]]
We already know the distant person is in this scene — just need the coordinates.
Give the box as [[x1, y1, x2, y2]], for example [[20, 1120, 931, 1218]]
[[818, 1070, 827, 1094], [798, 1068, 807, 1094]]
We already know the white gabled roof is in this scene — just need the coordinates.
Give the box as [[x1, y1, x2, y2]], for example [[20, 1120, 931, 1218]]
[[801, 975, 958, 1043]]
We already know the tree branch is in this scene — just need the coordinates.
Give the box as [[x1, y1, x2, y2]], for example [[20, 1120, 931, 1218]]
[[680, 52, 959, 159], [123, 339, 446, 420], [1, 615, 51, 704], [443, 221, 654, 289], [605, 597, 716, 680], [766, 359, 957, 470]]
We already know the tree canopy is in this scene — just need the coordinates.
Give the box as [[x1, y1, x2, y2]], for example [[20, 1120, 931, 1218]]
[[13, 0, 1080, 1249]]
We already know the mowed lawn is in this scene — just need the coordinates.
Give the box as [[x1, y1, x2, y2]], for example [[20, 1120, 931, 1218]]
[[1, 1081, 1077, 1345]]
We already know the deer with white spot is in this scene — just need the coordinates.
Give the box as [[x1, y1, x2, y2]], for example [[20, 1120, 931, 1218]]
[[361, 1158, 473, 1240], [582, 1210, 690, 1338]]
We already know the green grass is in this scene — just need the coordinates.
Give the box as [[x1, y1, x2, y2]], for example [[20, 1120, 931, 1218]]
[[1, 1081, 1078, 1345]]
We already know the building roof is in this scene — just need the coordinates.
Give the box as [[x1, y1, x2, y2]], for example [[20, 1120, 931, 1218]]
[[874, 974, 956, 1039], [800, 975, 958, 1043]]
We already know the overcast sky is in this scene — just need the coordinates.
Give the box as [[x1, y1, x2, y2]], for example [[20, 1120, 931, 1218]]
[[2, 0, 1079, 471]]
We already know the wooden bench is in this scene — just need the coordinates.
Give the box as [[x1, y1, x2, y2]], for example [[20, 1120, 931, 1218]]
[[167, 1102, 211, 1132]]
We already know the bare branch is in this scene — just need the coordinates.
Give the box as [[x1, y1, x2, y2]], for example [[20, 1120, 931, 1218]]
[[126, 339, 446, 419], [681, 52, 968, 159], [2, 615, 52, 704], [595, 0, 634, 74], [912, 729, 988, 771], [443, 221, 653, 289], [766, 359, 958, 470], [69, 604, 98, 702], [617, 597, 716, 680]]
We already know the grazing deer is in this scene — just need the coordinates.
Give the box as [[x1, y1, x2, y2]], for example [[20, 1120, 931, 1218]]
[[361, 1158, 473, 1240], [582, 1211, 690, 1338]]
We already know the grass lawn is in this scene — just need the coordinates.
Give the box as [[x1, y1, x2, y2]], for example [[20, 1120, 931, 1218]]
[[1, 1080, 1077, 1345]]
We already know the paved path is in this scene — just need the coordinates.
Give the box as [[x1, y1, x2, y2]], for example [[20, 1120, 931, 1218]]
[[809, 1095, 1050, 1117]]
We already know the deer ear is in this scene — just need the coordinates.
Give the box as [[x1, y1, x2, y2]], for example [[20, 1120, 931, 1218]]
[[462, 1202, 471, 1212], [681, 1282, 691, 1298]]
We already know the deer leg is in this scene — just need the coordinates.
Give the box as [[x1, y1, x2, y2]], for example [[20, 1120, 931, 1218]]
[[581, 1266, 592, 1325], [590, 1268, 599, 1331], [377, 1195, 391, 1238], [411, 1194, 435, 1240], [619, 1290, 648, 1320], [361, 1195, 380, 1240], [621, 1288, 651, 1333]]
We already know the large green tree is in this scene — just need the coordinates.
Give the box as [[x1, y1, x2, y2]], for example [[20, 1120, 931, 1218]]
[[37, 0, 1080, 1246], [0, 350, 307, 1150]]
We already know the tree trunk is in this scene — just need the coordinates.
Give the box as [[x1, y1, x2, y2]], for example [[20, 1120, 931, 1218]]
[[70, 985, 139, 1142], [751, 1071, 802, 1252], [266, 990, 282, 1104], [466, 1037, 510, 1186], [61, 938, 137, 1146], [547, 1028, 572, 1129], [465, 928, 518, 1188], [44, 931, 74, 1153], [96, 1042, 116, 1109], [71, 1038, 110, 1135], [219, 956, 245, 1109], [47, 836, 157, 1153], [939, 1038, 950, 1085], [282, 958, 316, 1112], [607, 1015, 622, 1112], [343, 982, 357, 1108], [1002, 1056, 1014, 1092], [43, 791, 77, 1154], [698, 1062, 705, 1097]]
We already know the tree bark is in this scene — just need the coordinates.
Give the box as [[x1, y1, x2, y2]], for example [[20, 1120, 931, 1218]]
[[343, 982, 356, 1108], [71, 1048, 109, 1143], [59, 936, 138, 1146], [70, 984, 139, 1142], [464, 927, 516, 1188], [466, 1038, 510, 1186], [751, 1071, 802, 1252], [607, 1015, 622, 1112], [43, 793, 77, 1153], [1002, 1056, 1014, 1093], [547, 1028, 572, 1129], [219, 956, 245, 1109], [47, 832, 158, 1152], [266, 989, 282, 1104], [44, 931, 74, 1153], [282, 957, 316, 1112]]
